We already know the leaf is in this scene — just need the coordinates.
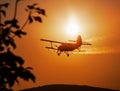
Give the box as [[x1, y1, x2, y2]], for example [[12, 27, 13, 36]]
[[9, 40, 16, 49], [3, 39, 9, 46], [28, 15, 33, 23], [3, 3, 9, 8], [35, 7, 41, 11], [39, 9, 46, 16], [27, 5, 34, 9], [15, 79, 19, 84], [26, 67, 33, 70], [7, 78, 15, 87], [33, 16, 42, 23], [25, 9, 28, 12], [14, 30, 27, 38], [14, 31, 21, 38], [0, 10, 6, 17], [32, 3, 38, 6], [12, 19, 19, 28], [4, 19, 20, 28], [0, 23, 4, 26], [15, 56, 24, 65], [20, 31, 27, 35], [0, 46, 4, 51], [5, 72, 17, 87], [17, 66, 35, 83], [27, 3, 37, 9], [24, 70, 35, 82], [3, 39, 16, 49], [2, 28, 10, 37], [4, 20, 12, 25]]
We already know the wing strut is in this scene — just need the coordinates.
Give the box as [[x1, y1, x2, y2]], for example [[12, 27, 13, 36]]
[[50, 42, 53, 47]]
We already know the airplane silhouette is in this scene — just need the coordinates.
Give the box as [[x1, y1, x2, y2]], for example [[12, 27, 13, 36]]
[[40, 35, 91, 56]]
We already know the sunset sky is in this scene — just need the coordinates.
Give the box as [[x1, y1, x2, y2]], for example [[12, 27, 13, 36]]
[[1, 0, 120, 90]]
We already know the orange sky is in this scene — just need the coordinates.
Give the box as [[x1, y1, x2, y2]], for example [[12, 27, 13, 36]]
[[1, 0, 120, 90]]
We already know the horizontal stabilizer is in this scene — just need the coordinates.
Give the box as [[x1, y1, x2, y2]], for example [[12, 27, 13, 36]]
[[82, 42, 92, 45], [68, 40, 76, 42]]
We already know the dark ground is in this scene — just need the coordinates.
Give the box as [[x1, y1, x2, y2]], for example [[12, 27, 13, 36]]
[[20, 84, 119, 91]]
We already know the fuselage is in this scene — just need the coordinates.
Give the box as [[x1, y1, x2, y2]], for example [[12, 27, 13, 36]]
[[58, 35, 82, 52], [58, 43, 80, 51]]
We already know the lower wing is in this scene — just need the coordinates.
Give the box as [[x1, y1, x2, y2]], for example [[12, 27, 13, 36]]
[[45, 47, 58, 50]]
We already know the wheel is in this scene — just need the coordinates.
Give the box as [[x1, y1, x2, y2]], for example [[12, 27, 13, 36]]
[[67, 54, 69, 56], [58, 53, 60, 56]]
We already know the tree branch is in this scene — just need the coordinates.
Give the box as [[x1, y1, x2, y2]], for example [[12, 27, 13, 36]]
[[0, 5, 2, 24], [21, 12, 31, 30], [13, 0, 19, 19]]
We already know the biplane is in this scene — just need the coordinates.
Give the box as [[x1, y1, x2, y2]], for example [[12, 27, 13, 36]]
[[40, 35, 91, 56]]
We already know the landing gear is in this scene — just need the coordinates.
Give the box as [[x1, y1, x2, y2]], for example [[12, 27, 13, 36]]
[[65, 51, 69, 57], [58, 53, 60, 56], [67, 53, 69, 56], [78, 48, 80, 52], [57, 50, 61, 56], [57, 51, 69, 56]]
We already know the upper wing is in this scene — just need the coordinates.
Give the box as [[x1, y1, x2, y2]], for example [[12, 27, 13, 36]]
[[40, 39, 64, 44], [82, 42, 92, 45]]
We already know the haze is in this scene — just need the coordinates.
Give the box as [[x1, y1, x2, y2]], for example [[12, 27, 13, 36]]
[[1, 0, 120, 90]]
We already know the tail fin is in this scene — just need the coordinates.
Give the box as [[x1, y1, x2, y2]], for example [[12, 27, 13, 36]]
[[76, 35, 82, 46]]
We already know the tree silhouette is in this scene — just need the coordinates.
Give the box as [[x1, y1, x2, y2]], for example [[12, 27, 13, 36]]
[[0, 0, 46, 91]]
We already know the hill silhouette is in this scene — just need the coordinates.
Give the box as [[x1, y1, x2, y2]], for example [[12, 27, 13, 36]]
[[20, 84, 118, 91]]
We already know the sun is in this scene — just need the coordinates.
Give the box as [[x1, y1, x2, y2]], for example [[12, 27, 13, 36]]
[[66, 21, 79, 36], [66, 15, 81, 37]]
